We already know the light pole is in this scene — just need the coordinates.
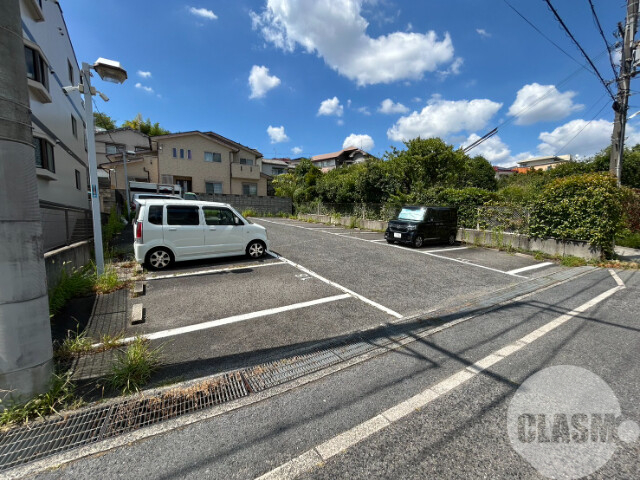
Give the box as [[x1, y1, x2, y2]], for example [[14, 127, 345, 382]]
[[75, 58, 127, 275]]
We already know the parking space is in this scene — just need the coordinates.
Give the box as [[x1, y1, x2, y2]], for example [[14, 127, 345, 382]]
[[131, 216, 564, 376]]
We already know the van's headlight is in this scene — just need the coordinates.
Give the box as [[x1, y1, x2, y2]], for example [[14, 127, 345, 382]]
[[406, 224, 417, 230]]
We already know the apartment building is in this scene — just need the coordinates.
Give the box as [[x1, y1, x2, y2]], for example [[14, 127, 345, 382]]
[[20, 0, 89, 251], [100, 130, 267, 197]]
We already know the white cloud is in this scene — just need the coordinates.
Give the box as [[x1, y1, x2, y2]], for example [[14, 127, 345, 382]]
[[387, 96, 502, 141], [135, 82, 154, 93], [536, 119, 617, 157], [462, 133, 510, 163], [358, 106, 371, 116], [189, 7, 217, 20], [318, 96, 344, 117], [267, 125, 290, 143], [378, 98, 409, 114], [508, 83, 583, 125], [137, 70, 152, 78], [438, 57, 463, 78], [250, 0, 456, 86], [248, 65, 281, 99], [343, 133, 374, 151], [292, 146, 303, 155], [476, 28, 491, 38]]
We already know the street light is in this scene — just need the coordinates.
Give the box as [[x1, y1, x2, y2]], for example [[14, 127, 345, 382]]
[[79, 58, 127, 275]]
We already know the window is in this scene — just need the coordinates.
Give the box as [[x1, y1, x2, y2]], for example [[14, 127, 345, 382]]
[[272, 167, 285, 175], [172, 148, 177, 158], [180, 149, 184, 159], [71, 115, 77, 138], [239, 158, 253, 166], [205, 182, 223, 194], [161, 175, 174, 184], [203, 207, 236, 226], [68, 59, 74, 84], [24, 45, 49, 90], [105, 143, 124, 155], [204, 151, 221, 162], [166, 206, 200, 225], [148, 205, 163, 225], [75, 169, 81, 190], [242, 183, 257, 196], [135, 146, 147, 152], [33, 137, 55, 172], [187, 150, 191, 159]]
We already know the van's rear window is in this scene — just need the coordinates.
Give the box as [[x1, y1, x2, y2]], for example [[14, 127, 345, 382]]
[[167, 206, 200, 225], [148, 205, 163, 225], [398, 207, 426, 221]]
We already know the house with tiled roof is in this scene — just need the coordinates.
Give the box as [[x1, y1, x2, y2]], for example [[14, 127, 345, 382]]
[[310, 147, 371, 172]]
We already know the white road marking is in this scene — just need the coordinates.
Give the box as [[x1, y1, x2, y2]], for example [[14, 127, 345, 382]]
[[271, 252, 403, 319], [258, 219, 524, 278], [506, 262, 554, 275], [91, 294, 351, 348], [424, 246, 469, 253], [609, 269, 625, 287], [370, 239, 389, 243], [146, 261, 285, 281], [255, 282, 625, 480]]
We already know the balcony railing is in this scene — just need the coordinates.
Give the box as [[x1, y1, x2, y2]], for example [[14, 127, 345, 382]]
[[231, 162, 260, 180]]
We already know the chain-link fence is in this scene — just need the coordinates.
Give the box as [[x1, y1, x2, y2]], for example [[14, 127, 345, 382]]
[[297, 202, 401, 221]]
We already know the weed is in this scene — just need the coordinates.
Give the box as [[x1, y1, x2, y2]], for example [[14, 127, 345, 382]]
[[109, 337, 161, 395], [348, 216, 358, 229], [532, 251, 545, 261], [0, 372, 79, 427], [101, 332, 125, 350], [94, 264, 125, 294], [48, 266, 94, 317], [242, 209, 258, 217], [54, 327, 93, 361], [560, 256, 587, 267]]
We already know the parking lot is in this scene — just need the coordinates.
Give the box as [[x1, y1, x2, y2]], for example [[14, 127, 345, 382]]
[[135, 217, 562, 379]]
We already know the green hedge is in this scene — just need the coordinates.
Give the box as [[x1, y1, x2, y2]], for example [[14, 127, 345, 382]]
[[529, 173, 624, 257]]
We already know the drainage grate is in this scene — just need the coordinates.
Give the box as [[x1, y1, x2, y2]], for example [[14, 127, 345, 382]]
[[243, 350, 342, 392], [0, 373, 247, 472], [332, 341, 377, 361]]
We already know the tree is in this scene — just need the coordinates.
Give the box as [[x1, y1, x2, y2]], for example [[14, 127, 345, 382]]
[[462, 155, 498, 191], [93, 112, 116, 130], [122, 113, 170, 136]]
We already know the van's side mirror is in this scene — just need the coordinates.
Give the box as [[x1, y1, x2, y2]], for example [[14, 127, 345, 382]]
[[234, 217, 243, 226]]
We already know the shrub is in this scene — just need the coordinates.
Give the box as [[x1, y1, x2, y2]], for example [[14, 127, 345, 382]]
[[436, 188, 499, 228], [48, 266, 94, 317], [103, 206, 125, 246], [529, 173, 624, 257], [241, 209, 258, 217]]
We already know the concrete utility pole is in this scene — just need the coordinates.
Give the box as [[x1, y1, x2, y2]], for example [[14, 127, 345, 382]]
[[610, 0, 639, 186], [0, 1, 54, 403]]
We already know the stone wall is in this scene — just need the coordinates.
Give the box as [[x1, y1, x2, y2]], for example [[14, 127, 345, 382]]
[[44, 240, 93, 290]]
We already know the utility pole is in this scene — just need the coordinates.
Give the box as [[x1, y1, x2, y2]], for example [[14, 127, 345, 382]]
[[0, 0, 54, 403], [610, 0, 639, 186]]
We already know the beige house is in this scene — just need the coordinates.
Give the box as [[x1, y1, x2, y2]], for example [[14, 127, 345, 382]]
[[99, 130, 267, 196], [517, 154, 573, 171], [95, 127, 154, 188]]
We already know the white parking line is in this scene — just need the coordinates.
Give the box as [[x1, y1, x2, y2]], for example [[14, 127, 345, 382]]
[[256, 278, 625, 480], [506, 262, 554, 275], [146, 261, 285, 281], [271, 252, 403, 319], [92, 294, 352, 347], [609, 269, 625, 287], [425, 246, 469, 253], [257, 219, 524, 278]]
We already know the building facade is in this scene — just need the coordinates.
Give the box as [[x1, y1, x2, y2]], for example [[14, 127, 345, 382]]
[[310, 147, 370, 172], [21, 0, 90, 251], [261, 158, 293, 176]]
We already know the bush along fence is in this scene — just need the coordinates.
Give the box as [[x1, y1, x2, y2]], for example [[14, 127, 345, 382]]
[[296, 173, 627, 259]]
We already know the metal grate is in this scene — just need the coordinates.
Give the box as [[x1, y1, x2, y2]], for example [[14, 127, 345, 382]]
[[243, 350, 342, 392], [0, 373, 247, 472]]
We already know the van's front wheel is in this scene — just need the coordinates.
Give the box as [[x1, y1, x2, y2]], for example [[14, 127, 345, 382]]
[[246, 240, 266, 259], [146, 248, 173, 270]]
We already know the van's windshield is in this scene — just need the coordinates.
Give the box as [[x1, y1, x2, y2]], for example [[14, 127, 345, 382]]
[[397, 207, 426, 221]]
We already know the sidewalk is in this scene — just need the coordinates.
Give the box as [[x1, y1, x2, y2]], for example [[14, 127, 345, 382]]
[[615, 244, 640, 262]]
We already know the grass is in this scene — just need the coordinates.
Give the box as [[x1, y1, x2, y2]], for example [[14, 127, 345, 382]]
[[616, 232, 640, 249], [0, 372, 80, 428], [242, 209, 258, 217], [54, 327, 93, 361], [48, 266, 94, 317], [100, 332, 125, 349], [94, 264, 125, 294], [560, 256, 587, 267], [108, 337, 161, 395]]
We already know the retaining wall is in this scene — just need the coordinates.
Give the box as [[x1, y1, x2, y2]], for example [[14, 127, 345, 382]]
[[298, 214, 602, 260], [199, 194, 293, 215], [44, 240, 93, 290]]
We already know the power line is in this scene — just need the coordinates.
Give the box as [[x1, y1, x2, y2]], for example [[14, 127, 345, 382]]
[[553, 93, 610, 156], [588, 0, 619, 82], [502, 0, 588, 73], [542, 0, 616, 100]]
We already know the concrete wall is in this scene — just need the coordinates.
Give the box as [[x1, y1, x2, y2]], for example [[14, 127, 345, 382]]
[[21, 0, 90, 211], [297, 215, 603, 260], [456, 228, 602, 260], [44, 240, 93, 290]]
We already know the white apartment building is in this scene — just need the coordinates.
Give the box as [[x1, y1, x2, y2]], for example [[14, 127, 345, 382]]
[[20, 0, 90, 251]]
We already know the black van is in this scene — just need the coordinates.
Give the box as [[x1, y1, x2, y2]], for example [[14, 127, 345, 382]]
[[385, 206, 458, 248]]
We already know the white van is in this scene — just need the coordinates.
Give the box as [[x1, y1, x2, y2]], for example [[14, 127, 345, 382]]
[[134, 200, 269, 270]]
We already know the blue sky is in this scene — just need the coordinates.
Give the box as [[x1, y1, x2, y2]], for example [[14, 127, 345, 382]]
[[61, 0, 635, 165]]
